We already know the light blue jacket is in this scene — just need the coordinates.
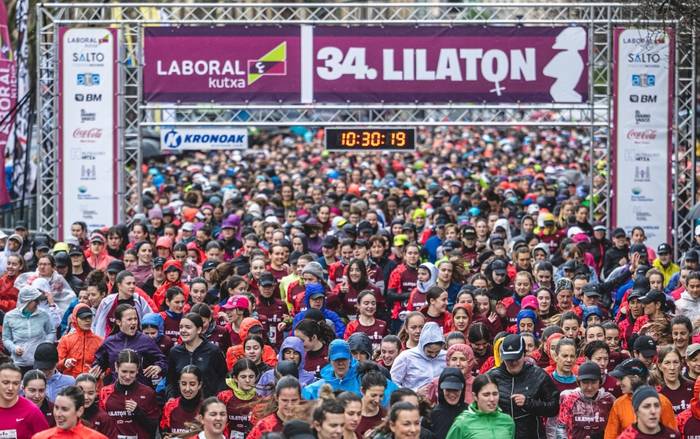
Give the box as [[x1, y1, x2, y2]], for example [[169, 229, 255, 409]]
[[2, 287, 56, 367], [302, 358, 398, 407], [390, 321, 446, 390]]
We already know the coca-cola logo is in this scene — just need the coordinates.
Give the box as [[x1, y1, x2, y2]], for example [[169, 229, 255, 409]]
[[626, 129, 657, 141], [72, 128, 103, 139]]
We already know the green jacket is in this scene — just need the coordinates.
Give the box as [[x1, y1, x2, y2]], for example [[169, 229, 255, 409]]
[[445, 402, 515, 439]]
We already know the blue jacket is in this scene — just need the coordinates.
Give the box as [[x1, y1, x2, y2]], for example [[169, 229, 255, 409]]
[[302, 358, 398, 407], [291, 287, 345, 338]]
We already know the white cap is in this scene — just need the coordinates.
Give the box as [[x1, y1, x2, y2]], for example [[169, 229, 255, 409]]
[[695, 225, 700, 236], [567, 226, 584, 238]]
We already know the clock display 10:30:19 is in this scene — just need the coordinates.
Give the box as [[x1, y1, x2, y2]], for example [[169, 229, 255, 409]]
[[339, 130, 407, 148]]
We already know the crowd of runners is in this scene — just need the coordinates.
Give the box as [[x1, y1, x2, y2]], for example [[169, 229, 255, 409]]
[[0, 125, 697, 439]]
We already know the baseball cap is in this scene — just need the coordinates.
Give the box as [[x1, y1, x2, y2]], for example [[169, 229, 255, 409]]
[[577, 361, 602, 382], [34, 342, 59, 370], [393, 234, 409, 247], [462, 226, 476, 237], [491, 259, 507, 276], [500, 334, 525, 361], [222, 295, 250, 311], [89, 233, 105, 244], [202, 260, 218, 272], [612, 227, 626, 238], [639, 289, 666, 305], [259, 272, 275, 287], [593, 223, 607, 233], [181, 222, 194, 232], [657, 243, 671, 255], [685, 250, 700, 263], [68, 245, 83, 257], [629, 243, 647, 255], [695, 224, 700, 236], [107, 260, 126, 273], [633, 335, 657, 357], [687, 343, 700, 359], [609, 358, 649, 379], [582, 283, 601, 297], [76, 306, 94, 319], [322, 235, 338, 248], [439, 375, 465, 391], [329, 339, 352, 362]]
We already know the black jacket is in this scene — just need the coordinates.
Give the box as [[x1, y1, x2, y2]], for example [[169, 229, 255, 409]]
[[166, 339, 227, 399], [487, 361, 559, 439], [603, 245, 629, 279], [430, 368, 467, 439]]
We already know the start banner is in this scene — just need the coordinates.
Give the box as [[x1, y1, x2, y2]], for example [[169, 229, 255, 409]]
[[143, 25, 589, 104]]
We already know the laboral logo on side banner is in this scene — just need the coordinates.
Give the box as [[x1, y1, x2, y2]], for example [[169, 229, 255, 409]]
[[160, 127, 249, 150]]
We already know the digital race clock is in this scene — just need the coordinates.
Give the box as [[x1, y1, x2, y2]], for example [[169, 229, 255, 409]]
[[325, 128, 416, 152]]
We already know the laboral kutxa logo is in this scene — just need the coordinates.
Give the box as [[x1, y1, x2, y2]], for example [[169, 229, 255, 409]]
[[247, 42, 287, 85]]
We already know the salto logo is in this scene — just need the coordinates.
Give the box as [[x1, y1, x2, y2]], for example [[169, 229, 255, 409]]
[[163, 129, 182, 149]]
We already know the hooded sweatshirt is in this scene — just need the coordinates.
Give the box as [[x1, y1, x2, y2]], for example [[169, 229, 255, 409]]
[[676, 291, 700, 323], [420, 343, 475, 405], [407, 262, 438, 311], [57, 303, 103, 377], [302, 357, 399, 407], [152, 260, 190, 310], [256, 337, 316, 396], [2, 286, 56, 366], [430, 367, 468, 439], [225, 317, 278, 370], [390, 321, 446, 389], [291, 283, 346, 338]]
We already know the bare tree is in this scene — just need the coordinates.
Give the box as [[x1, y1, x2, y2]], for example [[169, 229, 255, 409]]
[[635, 0, 699, 29]]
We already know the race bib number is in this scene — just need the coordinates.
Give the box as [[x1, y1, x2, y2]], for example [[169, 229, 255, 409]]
[[0, 430, 17, 439]]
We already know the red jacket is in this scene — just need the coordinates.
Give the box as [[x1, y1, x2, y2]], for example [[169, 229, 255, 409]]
[[0, 272, 18, 312], [152, 260, 190, 310], [247, 413, 283, 439]]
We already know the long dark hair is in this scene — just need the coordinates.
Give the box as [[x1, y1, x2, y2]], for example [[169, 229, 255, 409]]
[[174, 397, 226, 438], [347, 258, 369, 290]]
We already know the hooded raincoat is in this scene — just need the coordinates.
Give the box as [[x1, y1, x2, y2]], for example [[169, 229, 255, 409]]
[[2, 286, 56, 366], [57, 303, 103, 377], [256, 336, 316, 396], [291, 284, 345, 338], [225, 317, 278, 370], [390, 321, 446, 389], [302, 357, 398, 407]]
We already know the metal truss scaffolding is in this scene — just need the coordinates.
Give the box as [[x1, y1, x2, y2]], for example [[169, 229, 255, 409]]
[[36, 2, 696, 254]]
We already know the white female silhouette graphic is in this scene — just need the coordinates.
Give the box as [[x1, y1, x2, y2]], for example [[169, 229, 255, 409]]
[[543, 27, 587, 102]]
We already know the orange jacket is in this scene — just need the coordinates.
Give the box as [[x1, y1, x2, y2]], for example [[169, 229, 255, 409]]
[[57, 304, 103, 377], [225, 317, 278, 370], [31, 421, 108, 439], [603, 392, 678, 439]]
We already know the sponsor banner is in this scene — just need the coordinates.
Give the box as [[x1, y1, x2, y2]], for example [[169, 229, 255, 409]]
[[58, 27, 118, 239], [143, 26, 301, 103], [143, 25, 588, 104], [612, 28, 673, 248], [0, 1, 16, 205], [160, 127, 248, 150]]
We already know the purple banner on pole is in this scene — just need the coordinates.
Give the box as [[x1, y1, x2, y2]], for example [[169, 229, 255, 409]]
[[313, 26, 588, 104], [143, 26, 301, 103]]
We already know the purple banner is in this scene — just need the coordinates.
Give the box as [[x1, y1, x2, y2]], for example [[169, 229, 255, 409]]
[[0, 1, 16, 205], [143, 26, 301, 103], [314, 26, 588, 104], [143, 25, 588, 104]]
